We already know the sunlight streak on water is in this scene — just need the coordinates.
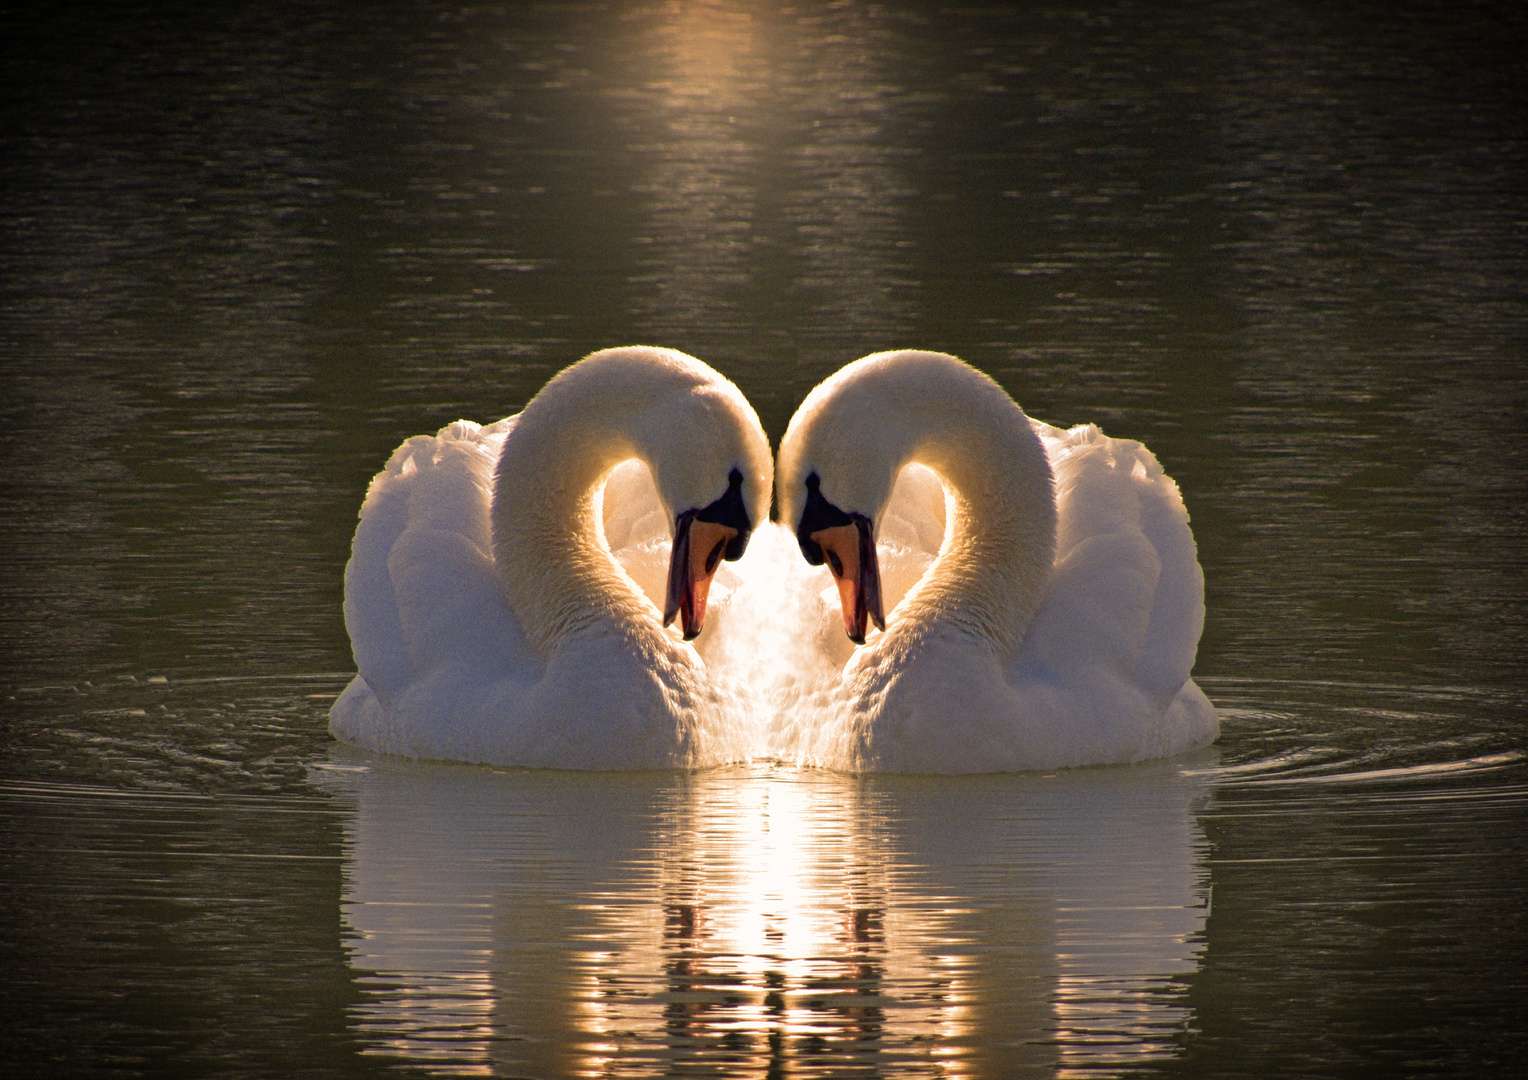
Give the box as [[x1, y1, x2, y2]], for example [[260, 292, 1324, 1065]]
[[619, 2, 763, 342], [316, 753, 1212, 1077], [3, 0, 1524, 1074]]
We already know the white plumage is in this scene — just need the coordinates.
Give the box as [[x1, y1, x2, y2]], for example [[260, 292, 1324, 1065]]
[[772, 350, 1218, 772], [331, 346, 1216, 774], [329, 347, 773, 769]]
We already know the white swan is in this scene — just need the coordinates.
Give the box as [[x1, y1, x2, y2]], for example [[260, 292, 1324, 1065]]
[[773, 350, 1218, 773], [329, 347, 773, 769]]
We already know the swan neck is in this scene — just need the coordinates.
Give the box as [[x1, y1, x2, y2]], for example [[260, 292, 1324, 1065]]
[[894, 416, 1056, 656], [490, 413, 660, 659]]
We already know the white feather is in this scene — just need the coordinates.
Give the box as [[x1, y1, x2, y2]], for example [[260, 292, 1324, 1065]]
[[774, 350, 1218, 773], [330, 347, 773, 769]]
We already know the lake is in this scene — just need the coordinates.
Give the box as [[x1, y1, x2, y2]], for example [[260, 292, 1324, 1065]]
[[2, 1, 1525, 1076]]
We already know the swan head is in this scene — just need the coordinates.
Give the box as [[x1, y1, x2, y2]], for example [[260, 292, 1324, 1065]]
[[663, 464, 754, 640], [581, 348, 773, 640], [796, 472, 884, 644], [620, 360, 770, 641], [778, 350, 1047, 645], [493, 346, 772, 645], [777, 353, 933, 643]]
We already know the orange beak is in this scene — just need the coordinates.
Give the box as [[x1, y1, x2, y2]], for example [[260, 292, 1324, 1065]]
[[809, 519, 885, 645], [663, 515, 739, 640]]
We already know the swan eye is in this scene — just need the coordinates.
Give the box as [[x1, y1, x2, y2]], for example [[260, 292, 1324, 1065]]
[[796, 471, 853, 566], [705, 539, 727, 575], [693, 467, 753, 561]]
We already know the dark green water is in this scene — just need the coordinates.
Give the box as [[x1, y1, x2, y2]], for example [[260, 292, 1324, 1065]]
[[3, 1, 1524, 1076]]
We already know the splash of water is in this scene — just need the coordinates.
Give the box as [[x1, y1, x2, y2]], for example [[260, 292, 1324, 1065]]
[[606, 462, 945, 767], [699, 523, 849, 762]]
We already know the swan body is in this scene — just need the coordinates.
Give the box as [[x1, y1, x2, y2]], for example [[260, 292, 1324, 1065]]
[[775, 350, 1218, 773], [330, 347, 772, 769]]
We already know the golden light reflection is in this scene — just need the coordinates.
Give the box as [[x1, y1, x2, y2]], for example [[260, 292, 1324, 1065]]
[[319, 750, 1213, 1078], [618, 2, 764, 341], [604, 1, 922, 358]]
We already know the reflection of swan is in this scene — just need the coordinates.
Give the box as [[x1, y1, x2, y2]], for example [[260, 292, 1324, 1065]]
[[317, 747, 1215, 1077], [329, 347, 773, 769], [774, 350, 1219, 772]]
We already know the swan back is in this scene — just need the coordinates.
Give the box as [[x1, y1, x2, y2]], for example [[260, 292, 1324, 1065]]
[[1025, 422, 1207, 712], [342, 418, 531, 707]]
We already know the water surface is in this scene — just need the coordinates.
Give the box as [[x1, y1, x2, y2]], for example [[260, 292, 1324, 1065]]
[[2, 1, 1525, 1076]]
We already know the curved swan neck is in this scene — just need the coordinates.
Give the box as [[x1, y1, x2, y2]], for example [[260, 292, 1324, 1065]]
[[897, 406, 1057, 656], [489, 349, 740, 660], [784, 351, 1058, 657], [492, 413, 652, 659]]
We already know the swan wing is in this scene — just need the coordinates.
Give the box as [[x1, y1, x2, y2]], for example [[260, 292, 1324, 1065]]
[[336, 417, 540, 714], [1009, 421, 1216, 757], [881, 462, 947, 554]]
